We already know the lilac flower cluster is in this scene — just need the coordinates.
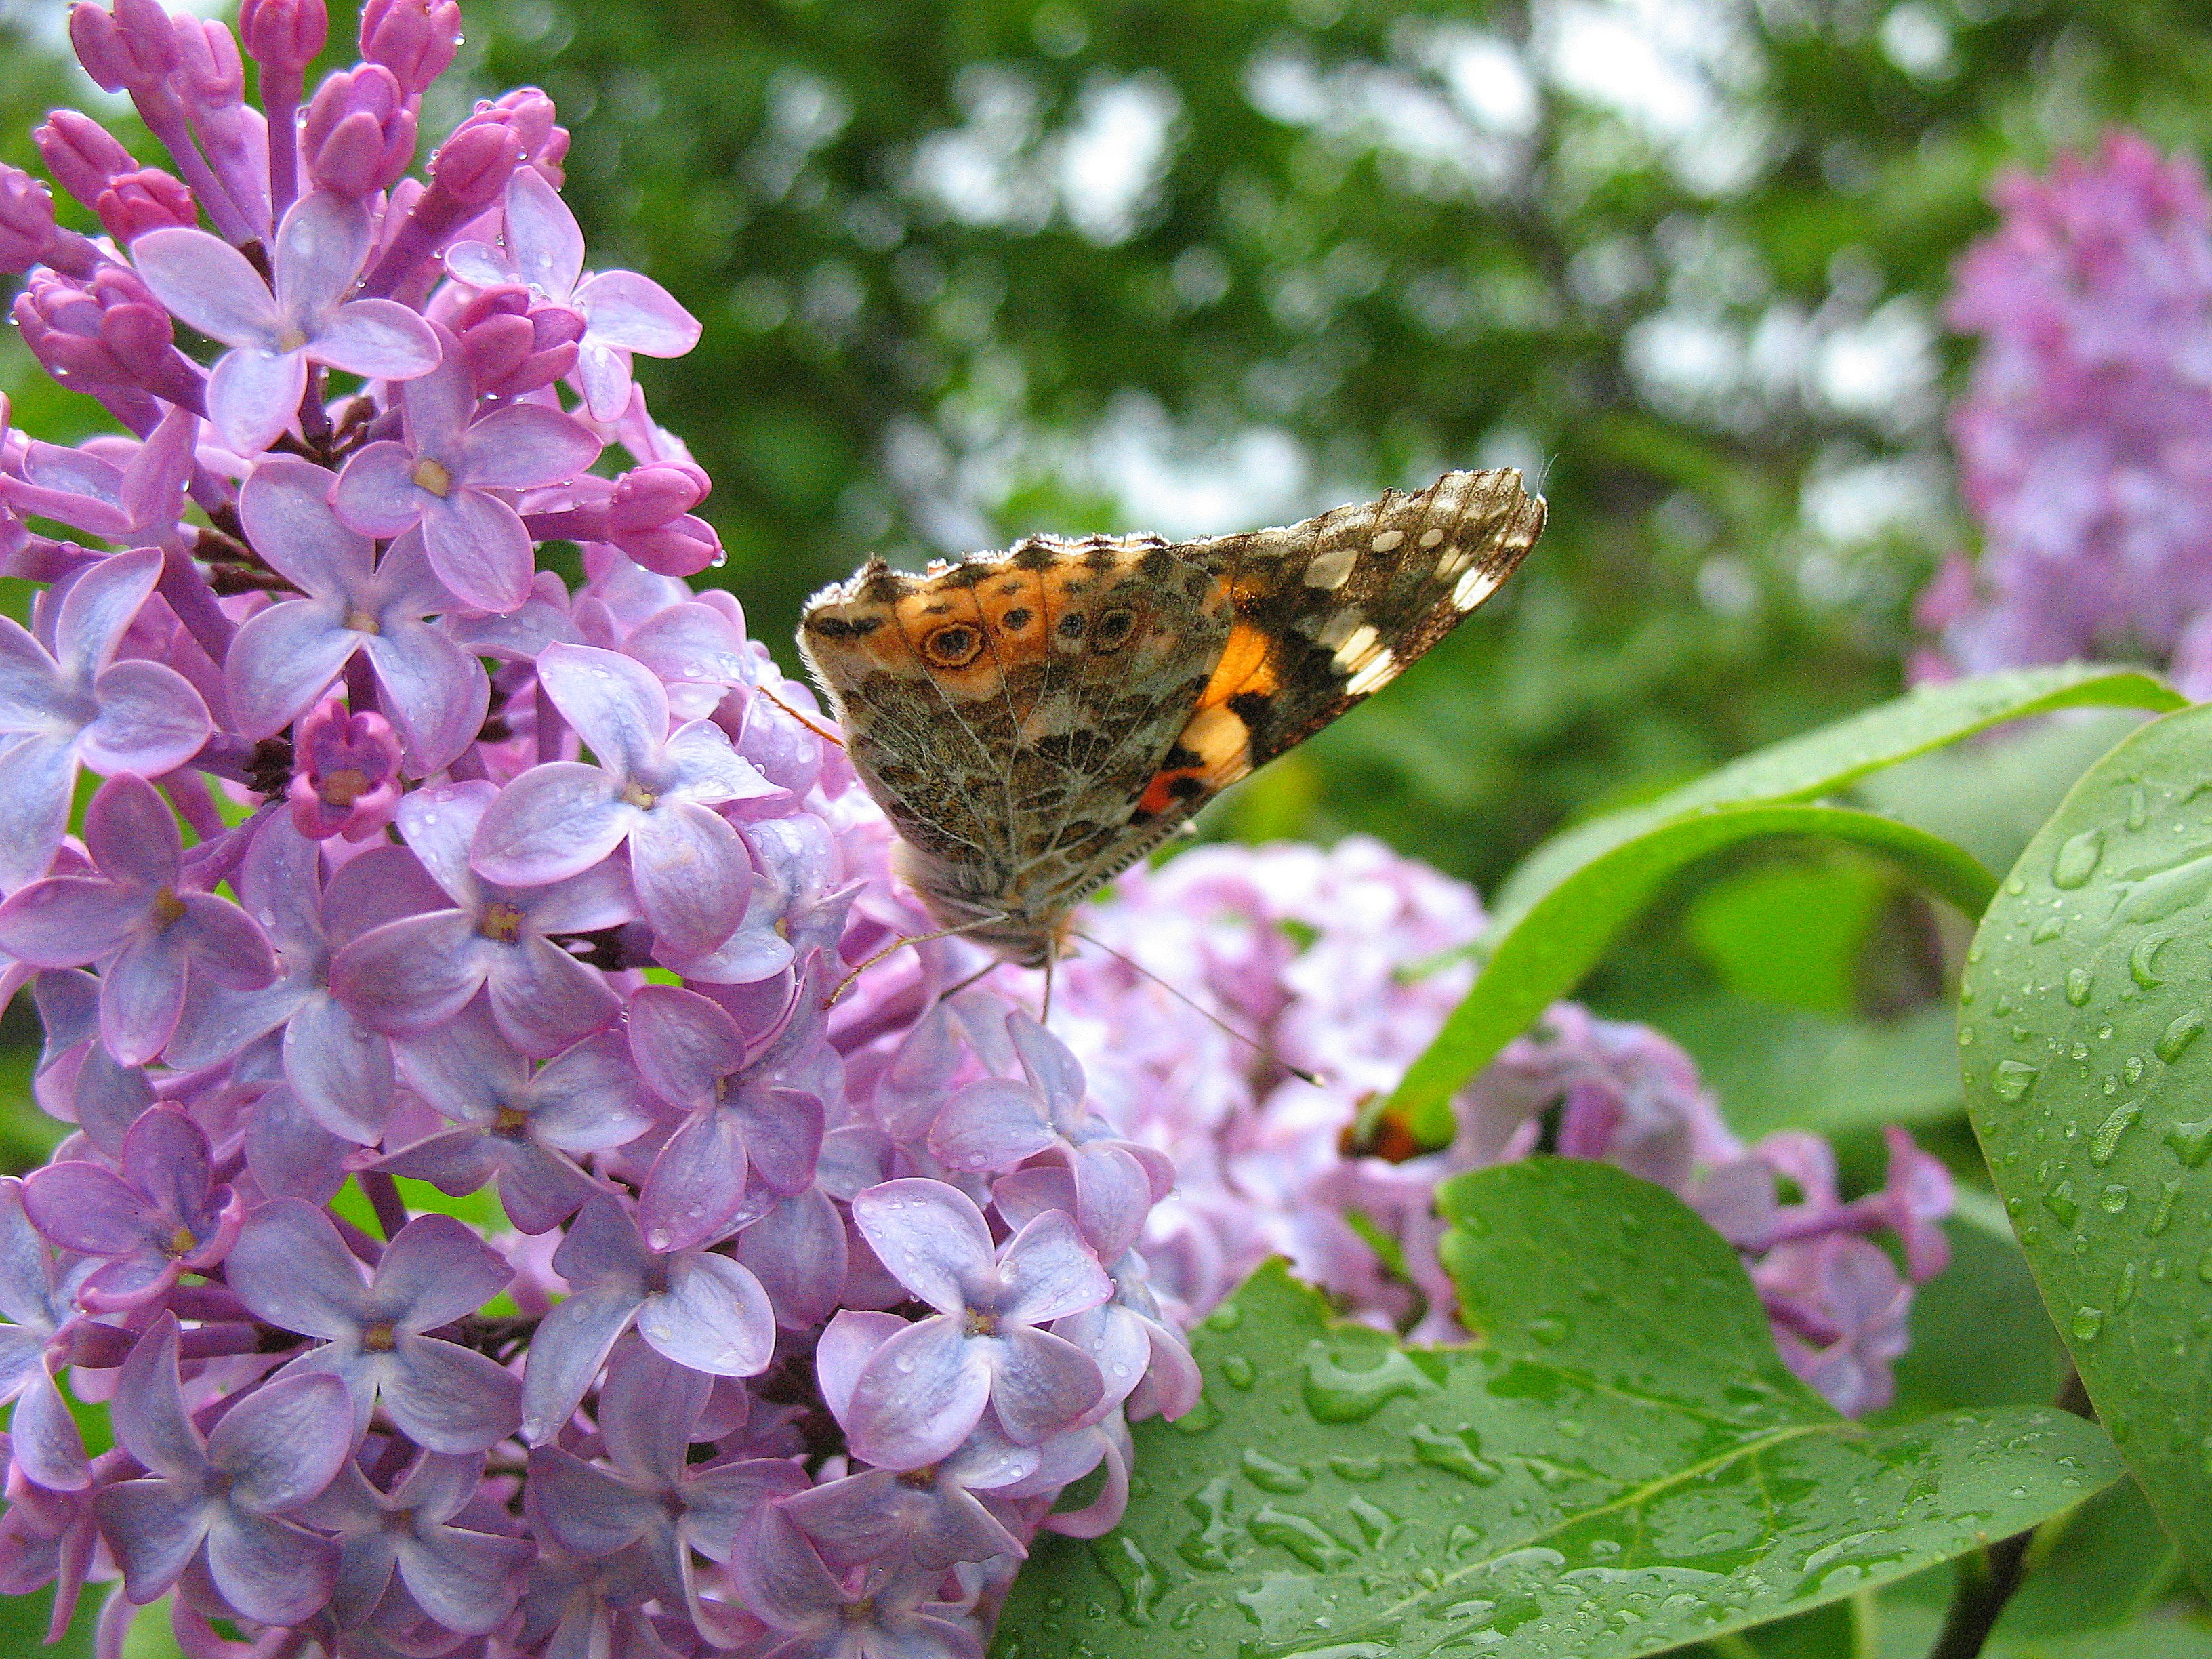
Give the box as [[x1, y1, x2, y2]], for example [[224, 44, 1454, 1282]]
[[0, 4, 1194, 1654], [1918, 132, 2212, 696], [1050, 836, 1954, 1418]]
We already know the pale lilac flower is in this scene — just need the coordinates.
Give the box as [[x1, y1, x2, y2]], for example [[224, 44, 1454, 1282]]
[[842, 1181, 1108, 1469], [447, 168, 701, 420], [293, 1451, 532, 1634], [0, 547, 211, 890], [470, 643, 773, 957], [1757, 1234, 1914, 1418], [378, 1004, 652, 1233], [167, 817, 436, 1145], [287, 695, 403, 842], [1927, 134, 2212, 684], [130, 190, 440, 454], [929, 1011, 1169, 1260], [519, 1195, 776, 1443], [626, 983, 825, 1252], [0, 401, 194, 547], [0, 1179, 94, 1492], [0, 773, 276, 1066], [226, 1200, 521, 1452], [92, 1314, 350, 1626], [788, 1328, 1034, 1571], [528, 1342, 804, 1624], [331, 781, 631, 1057], [333, 333, 600, 612], [22, 1107, 237, 1312], [731, 1502, 981, 1659], [224, 457, 487, 769]]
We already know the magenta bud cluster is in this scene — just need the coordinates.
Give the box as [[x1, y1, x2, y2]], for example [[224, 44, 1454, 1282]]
[[0, 3, 1201, 1654]]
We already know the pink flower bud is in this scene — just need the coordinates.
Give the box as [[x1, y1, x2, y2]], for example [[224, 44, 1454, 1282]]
[[302, 64, 417, 197], [613, 512, 722, 578], [170, 16, 246, 110], [607, 466, 710, 535], [453, 285, 583, 396], [96, 168, 198, 243], [237, 0, 329, 70], [68, 0, 179, 95], [488, 87, 560, 164], [430, 112, 525, 209], [0, 167, 58, 273], [289, 698, 404, 842], [34, 111, 136, 211], [359, 0, 462, 96]]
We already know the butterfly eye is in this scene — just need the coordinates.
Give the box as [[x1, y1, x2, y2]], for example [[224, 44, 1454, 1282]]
[[922, 623, 985, 668], [1092, 608, 1138, 651]]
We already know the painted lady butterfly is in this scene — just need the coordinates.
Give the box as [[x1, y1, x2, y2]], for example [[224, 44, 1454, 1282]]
[[798, 468, 1545, 971]]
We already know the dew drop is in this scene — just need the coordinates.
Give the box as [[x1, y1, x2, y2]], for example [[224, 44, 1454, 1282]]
[[1990, 1060, 2039, 1104], [2164, 1118, 2212, 1169], [2088, 1101, 2141, 1167], [2064, 967, 2094, 1006], [2052, 828, 2105, 889], [1220, 1355, 1256, 1390], [2071, 1307, 2104, 1343], [2043, 1181, 2080, 1229], [2097, 1183, 2130, 1215], [2156, 1010, 2205, 1064]]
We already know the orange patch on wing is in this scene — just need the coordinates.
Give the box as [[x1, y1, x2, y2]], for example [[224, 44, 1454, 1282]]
[[1136, 701, 1254, 816], [1197, 621, 1278, 710]]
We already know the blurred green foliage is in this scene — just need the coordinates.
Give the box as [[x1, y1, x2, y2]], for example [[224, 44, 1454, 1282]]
[[5, 0, 2211, 890]]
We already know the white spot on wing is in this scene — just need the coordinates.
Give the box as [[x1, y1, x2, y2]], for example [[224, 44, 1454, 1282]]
[[1345, 647, 1399, 695], [1315, 610, 1364, 651], [1303, 546, 1357, 589], [1418, 527, 1445, 548], [1452, 564, 1500, 609], [1369, 529, 1404, 553], [1330, 622, 1379, 668]]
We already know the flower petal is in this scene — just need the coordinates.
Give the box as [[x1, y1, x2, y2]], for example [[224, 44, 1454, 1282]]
[[845, 1317, 991, 1470], [204, 1507, 339, 1626], [468, 762, 628, 888], [79, 659, 212, 778], [422, 490, 535, 613], [577, 270, 702, 356], [459, 402, 601, 489], [378, 1212, 514, 1332], [851, 1180, 994, 1316], [535, 642, 669, 781], [226, 1197, 368, 1339], [330, 441, 428, 537], [627, 799, 750, 958], [987, 1326, 1103, 1446], [638, 1107, 750, 1254], [222, 600, 359, 741], [623, 983, 743, 1110], [208, 1372, 354, 1511], [519, 1280, 640, 1443], [380, 1336, 522, 1452], [361, 621, 488, 774], [129, 226, 283, 348], [636, 1252, 775, 1378], [328, 909, 487, 1036], [313, 298, 441, 380], [207, 346, 308, 455]]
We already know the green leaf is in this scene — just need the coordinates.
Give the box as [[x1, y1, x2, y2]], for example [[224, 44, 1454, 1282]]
[[990, 1160, 2123, 1659], [1389, 804, 1995, 1141], [1498, 667, 2181, 928], [1960, 699, 2212, 1591]]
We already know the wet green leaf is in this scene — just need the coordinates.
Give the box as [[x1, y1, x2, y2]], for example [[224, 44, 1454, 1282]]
[[991, 1161, 2121, 1659], [1385, 666, 2178, 1141], [1961, 699, 2212, 1591], [1389, 804, 1994, 1141]]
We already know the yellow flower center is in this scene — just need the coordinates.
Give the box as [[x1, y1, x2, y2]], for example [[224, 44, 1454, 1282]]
[[620, 782, 657, 810], [411, 457, 453, 497], [320, 766, 371, 807], [479, 901, 527, 944], [163, 1225, 198, 1258], [150, 888, 187, 930], [361, 1319, 399, 1353]]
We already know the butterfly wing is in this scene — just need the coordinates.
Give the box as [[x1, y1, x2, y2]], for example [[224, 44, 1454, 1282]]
[[1082, 467, 1545, 870]]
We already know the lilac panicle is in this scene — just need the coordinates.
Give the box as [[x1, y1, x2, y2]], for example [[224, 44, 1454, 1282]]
[[1920, 133, 2212, 693], [0, 7, 1942, 1651]]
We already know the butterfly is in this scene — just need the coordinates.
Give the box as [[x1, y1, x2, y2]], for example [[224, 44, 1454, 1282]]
[[797, 468, 1545, 973]]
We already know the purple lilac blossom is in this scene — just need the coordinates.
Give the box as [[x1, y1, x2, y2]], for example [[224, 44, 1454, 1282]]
[[1919, 132, 2212, 694], [0, 5, 1943, 1652]]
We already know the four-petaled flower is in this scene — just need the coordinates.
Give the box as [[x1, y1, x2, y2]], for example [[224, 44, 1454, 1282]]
[[226, 1199, 521, 1452], [0, 773, 275, 1065], [23, 1106, 238, 1311], [293, 1449, 534, 1635], [93, 1313, 352, 1626], [471, 643, 773, 958], [333, 328, 601, 612], [0, 547, 211, 891], [841, 1179, 1109, 1470], [130, 190, 440, 454], [731, 1502, 981, 1659], [331, 781, 632, 1057], [223, 457, 487, 772]]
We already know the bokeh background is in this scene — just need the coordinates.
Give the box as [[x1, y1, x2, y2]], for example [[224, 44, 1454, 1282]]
[[5, 0, 2212, 1650]]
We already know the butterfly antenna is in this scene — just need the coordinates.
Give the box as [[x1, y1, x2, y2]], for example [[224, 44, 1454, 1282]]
[[758, 683, 846, 748], [824, 916, 1000, 1008], [935, 958, 1004, 1004], [1067, 928, 1322, 1086]]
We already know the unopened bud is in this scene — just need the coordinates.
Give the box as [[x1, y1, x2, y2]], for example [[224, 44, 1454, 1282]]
[[0, 167, 58, 273], [68, 0, 179, 94], [35, 111, 136, 211], [97, 169, 199, 243], [302, 64, 416, 197], [237, 0, 329, 70], [359, 0, 462, 95], [429, 112, 525, 208]]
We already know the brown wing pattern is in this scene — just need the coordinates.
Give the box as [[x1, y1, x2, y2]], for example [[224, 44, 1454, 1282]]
[[1080, 467, 1546, 880], [798, 468, 1542, 964]]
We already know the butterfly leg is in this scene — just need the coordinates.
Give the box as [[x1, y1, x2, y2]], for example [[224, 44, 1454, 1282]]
[[822, 914, 1005, 1008]]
